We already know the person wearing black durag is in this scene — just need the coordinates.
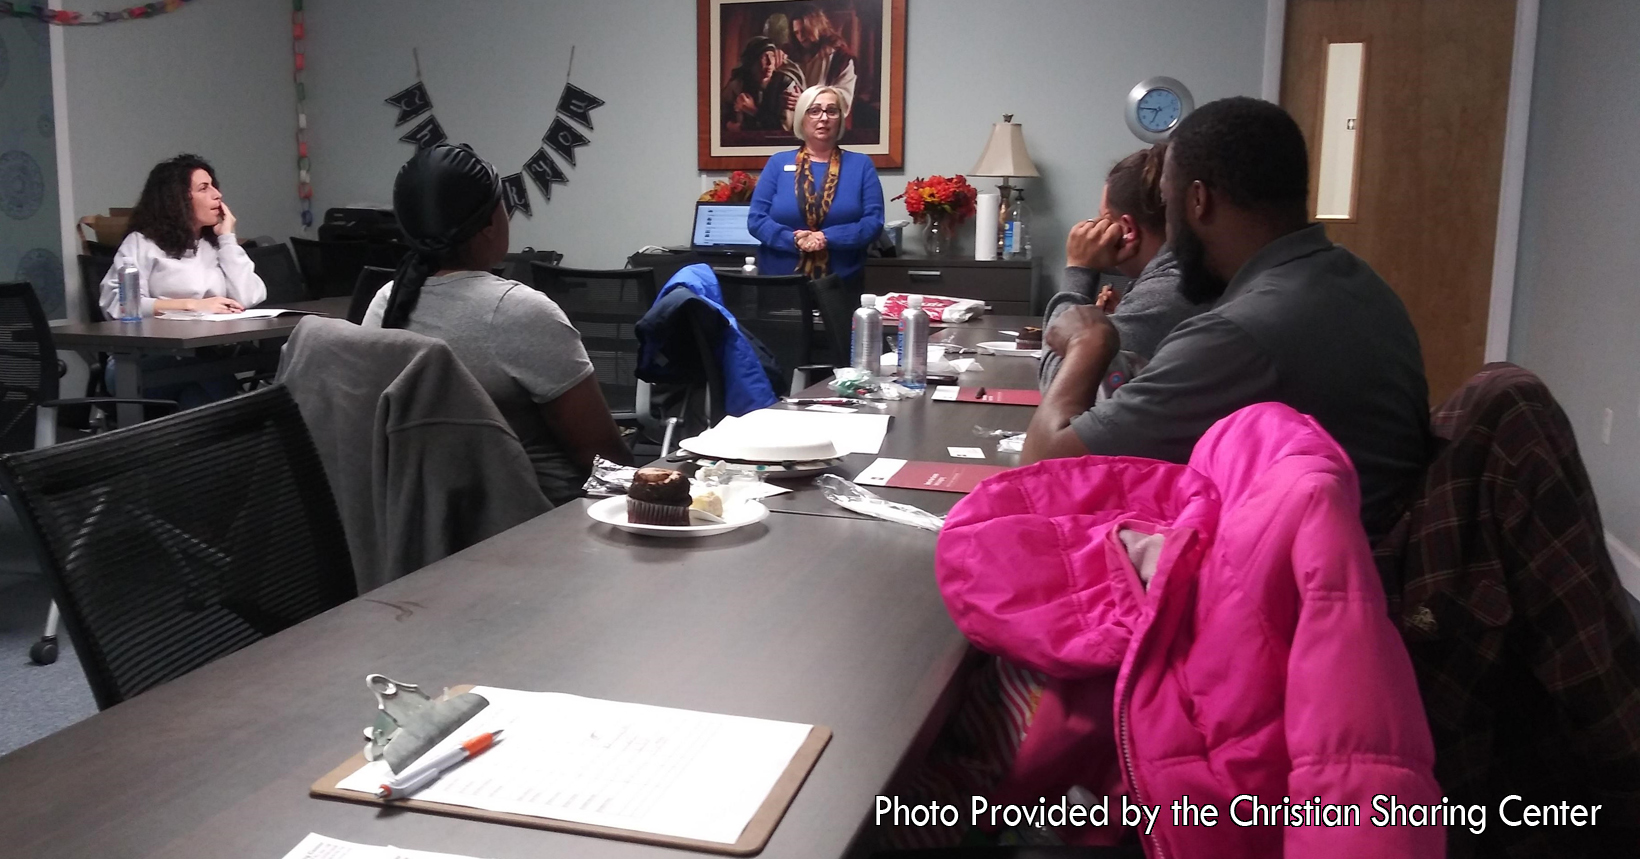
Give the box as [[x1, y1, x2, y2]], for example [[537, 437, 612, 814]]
[[364, 144, 631, 503]]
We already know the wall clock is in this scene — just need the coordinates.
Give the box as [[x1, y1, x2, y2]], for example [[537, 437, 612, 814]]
[[1125, 76, 1194, 144]]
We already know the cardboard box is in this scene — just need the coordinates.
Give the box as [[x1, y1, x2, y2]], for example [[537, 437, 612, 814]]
[[77, 208, 133, 250]]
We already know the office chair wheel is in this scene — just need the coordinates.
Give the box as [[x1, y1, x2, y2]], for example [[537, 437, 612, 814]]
[[29, 637, 58, 665]]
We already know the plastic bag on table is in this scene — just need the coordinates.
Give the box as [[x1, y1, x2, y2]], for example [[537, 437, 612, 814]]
[[814, 474, 945, 532], [829, 367, 922, 401], [973, 425, 1026, 454]]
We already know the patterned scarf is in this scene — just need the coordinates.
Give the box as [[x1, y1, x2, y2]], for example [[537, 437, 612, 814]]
[[795, 146, 842, 277]]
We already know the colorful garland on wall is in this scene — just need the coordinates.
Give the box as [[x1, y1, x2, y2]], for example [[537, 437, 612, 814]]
[[1, 0, 198, 26], [292, 0, 311, 228]]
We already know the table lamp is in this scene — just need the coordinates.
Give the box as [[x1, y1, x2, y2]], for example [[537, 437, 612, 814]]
[[969, 114, 1041, 256]]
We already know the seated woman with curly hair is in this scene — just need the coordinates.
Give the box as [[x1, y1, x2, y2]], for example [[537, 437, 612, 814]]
[[99, 153, 265, 319], [98, 154, 266, 408]]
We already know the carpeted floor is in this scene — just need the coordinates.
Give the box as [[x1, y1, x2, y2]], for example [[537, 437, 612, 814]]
[[0, 503, 96, 758]]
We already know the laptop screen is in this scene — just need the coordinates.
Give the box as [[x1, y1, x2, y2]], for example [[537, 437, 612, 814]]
[[692, 203, 757, 249]]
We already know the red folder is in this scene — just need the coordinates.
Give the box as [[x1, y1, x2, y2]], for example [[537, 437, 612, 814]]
[[857, 458, 1006, 494], [955, 387, 1041, 406]]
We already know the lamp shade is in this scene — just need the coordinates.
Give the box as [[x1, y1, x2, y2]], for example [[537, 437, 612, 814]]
[[969, 115, 1041, 178]]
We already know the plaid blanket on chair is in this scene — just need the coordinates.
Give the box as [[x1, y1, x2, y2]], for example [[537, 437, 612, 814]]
[[1374, 362, 1640, 858]]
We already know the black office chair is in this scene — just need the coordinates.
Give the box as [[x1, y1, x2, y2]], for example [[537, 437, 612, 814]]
[[0, 384, 356, 708], [84, 239, 118, 258], [347, 266, 396, 325], [291, 236, 374, 298], [807, 274, 859, 370], [497, 248, 562, 283], [528, 263, 658, 421], [77, 253, 113, 324], [711, 270, 814, 395], [0, 280, 177, 665], [247, 242, 310, 304], [74, 254, 116, 412]]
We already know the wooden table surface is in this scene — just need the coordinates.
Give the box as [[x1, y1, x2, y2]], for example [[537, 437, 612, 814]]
[[0, 312, 1047, 859], [45, 296, 352, 351]]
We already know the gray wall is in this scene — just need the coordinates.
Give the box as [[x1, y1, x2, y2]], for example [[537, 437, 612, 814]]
[[304, 0, 1267, 292], [0, 17, 64, 317], [59, 0, 302, 255], [1511, 0, 1640, 590]]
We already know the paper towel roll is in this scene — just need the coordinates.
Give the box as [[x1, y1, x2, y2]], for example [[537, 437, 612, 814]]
[[974, 192, 999, 261]]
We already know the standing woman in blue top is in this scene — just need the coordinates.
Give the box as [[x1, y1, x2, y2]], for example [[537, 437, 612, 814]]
[[747, 84, 884, 293]]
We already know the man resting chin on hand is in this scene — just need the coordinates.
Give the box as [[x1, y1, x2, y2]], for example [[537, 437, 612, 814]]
[[1022, 97, 1431, 542]]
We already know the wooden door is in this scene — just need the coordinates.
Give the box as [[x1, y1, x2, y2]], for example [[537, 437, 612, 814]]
[[1282, 0, 1516, 404]]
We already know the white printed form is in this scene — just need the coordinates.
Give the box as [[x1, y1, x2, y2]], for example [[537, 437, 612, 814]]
[[336, 687, 813, 845], [279, 832, 484, 859]]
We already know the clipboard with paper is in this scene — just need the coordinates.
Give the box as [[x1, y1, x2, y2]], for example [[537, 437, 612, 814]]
[[310, 684, 830, 855]]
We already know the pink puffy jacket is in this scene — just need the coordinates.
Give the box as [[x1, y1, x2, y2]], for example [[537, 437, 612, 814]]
[[937, 403, 1444, 858]]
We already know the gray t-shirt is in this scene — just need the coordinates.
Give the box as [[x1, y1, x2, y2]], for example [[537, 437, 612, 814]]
[[1070, 224, 1430, 535], [363, 271, 596, 503]]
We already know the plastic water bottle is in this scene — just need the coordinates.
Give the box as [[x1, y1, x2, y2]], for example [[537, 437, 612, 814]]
[[897, 294, 930, 389], [851, 294, 883, 372], [1004, 191, 1033, 260], [116, 264, 142, 322], [741, 256, 758, 276]]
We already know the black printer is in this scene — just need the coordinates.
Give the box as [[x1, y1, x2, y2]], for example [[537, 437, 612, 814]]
[[317, 207, 401, 243]]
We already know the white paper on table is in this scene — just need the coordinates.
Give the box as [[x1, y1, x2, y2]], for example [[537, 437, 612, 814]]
[[853, 457, 908, 486], [279, 832, 486, 859], [335, 687, 813, 846], [948, 447, 986, 459], [176, 308, 317, 321], [930, 387, 960, 402], [721, 408, 891, 456], [880, 346, 961, 375]]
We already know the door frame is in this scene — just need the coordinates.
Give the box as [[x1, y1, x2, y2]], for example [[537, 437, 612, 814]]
[[1262, 0, 1540, 363]]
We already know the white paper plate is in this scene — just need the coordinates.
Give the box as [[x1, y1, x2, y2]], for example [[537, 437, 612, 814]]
[[687, 457, 841, 476], [977, 340, 1043, 357], [586, 495, 769, 538], [677, 434, 840, 463]]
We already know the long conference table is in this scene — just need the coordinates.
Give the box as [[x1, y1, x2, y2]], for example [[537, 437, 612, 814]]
[[0, 314, 1045, 858], [45, 296, 353, 426]]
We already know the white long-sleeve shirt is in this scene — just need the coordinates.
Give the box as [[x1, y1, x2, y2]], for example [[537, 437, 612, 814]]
[[98, 231, 267, 320]]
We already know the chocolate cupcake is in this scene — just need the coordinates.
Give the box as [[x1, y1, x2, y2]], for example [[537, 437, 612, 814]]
[[1015, 326, 1043, 351], [626, 468, 692, 526]]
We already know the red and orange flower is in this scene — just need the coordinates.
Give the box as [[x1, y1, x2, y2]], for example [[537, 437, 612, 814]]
[[893, 175, 979, 225]]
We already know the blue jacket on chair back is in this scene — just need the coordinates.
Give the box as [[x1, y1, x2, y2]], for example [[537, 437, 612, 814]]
[[636, 264, 779, 417]]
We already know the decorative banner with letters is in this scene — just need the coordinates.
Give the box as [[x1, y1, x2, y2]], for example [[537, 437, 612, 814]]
[[556, 83, 605, 130], [383, 69, 606, 218], [384, 82, 432, 127], [542, 117, 591, 167], [523, 148, 568, 201], [400, 115, 447, 150], [499, 173, 531, 218]]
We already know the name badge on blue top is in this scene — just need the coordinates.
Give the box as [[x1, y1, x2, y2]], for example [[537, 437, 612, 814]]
[[784, 163, 797, 172]]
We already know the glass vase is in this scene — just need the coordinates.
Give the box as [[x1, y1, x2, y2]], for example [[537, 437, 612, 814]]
[[922, 214, 955, 257]]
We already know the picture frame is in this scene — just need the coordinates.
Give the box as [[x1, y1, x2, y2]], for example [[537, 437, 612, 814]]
[[697, 0, 905, 170]]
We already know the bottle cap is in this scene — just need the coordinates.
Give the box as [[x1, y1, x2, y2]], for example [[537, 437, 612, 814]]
[[860, 293, 876, 308], [745, 256, 756, 265], [907, 294, 924, 309]]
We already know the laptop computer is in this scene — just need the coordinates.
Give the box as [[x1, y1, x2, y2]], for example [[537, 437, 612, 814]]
[[690, 201, 759, 254]]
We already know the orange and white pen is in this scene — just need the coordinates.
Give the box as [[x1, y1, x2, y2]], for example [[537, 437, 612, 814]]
[[376, 728, 504, 801]]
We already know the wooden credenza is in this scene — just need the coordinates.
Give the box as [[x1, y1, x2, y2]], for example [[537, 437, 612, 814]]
[[863, 254, 1037, 315]]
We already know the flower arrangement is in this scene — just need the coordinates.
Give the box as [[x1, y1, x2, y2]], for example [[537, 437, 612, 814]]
[[699, 170, 757, 203], [893, 174, 980, 224]]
